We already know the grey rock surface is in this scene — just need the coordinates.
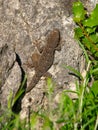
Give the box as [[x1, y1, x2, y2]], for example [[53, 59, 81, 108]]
[[0, 0, 97, 118]]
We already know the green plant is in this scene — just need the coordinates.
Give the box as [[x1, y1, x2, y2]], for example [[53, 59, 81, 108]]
[[73, 1, 98, 80], [0, 92, 27, 130], [0, 1, 98, 130], [0, 71, 98, 130], [71, 1, 98, 129], [0, 75, 27, 130]]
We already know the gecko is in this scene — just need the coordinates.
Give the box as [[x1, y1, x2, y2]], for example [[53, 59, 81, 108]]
[[26, 29, 60, 93]]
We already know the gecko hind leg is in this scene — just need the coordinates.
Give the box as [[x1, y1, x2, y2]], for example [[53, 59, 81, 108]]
[[43, 72, 52, 78]]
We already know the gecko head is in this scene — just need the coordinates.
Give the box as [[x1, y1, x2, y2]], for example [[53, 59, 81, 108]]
[[47, 29, 60, 48]]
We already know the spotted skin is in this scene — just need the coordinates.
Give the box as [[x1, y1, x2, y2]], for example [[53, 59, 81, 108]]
[[26, 29, 60, 93]]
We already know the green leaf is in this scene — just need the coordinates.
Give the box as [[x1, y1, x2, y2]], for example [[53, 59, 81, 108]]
[[72, 1, 85, 22], [74, 27, 83, 38], [91, 80, 98, 96], [77, 40, 90, 63], [82, 37, 91, 50], [12, 75, 27, 106], [85, 27, 96, 34], [90, 67, 98, 75], [63, 65, 83, 80], [47, 78, 54, 94], [94, 51, 98, 58], [91, 65, 98, 80], [83, 4, 98, 27], [89, 33, 98, 43]]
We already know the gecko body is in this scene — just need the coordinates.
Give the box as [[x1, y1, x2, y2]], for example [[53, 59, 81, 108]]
[[26, 29, 60, 93]]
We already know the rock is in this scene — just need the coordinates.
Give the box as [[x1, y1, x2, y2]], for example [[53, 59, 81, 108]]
[[0, 43, 23, 113], [0, 44, 15, 86], [0, 0, 97, 119]]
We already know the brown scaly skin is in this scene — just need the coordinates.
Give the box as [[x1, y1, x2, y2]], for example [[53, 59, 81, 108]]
[[26, 29, 60, 93]]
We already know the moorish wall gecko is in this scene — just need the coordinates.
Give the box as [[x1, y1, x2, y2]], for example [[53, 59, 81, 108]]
[[26, 29, 60, 93]]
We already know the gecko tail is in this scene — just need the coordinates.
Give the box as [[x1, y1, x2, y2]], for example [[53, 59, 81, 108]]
[[26, 74, 40, 93]]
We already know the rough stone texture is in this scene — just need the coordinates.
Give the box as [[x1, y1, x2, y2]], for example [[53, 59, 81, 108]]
[[0, 0, 97, 119]]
